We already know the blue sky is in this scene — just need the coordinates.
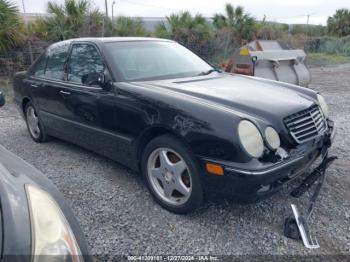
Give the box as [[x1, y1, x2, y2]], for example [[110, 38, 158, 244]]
[[14, 0, 350, 25]]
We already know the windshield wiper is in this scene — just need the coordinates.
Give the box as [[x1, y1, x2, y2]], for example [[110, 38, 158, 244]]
[[197, 68, 222, 76]]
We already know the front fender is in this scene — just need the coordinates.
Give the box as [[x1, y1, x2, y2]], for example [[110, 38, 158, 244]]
[[121, 82, 249, 163]]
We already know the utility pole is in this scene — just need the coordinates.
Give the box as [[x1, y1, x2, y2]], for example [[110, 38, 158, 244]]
[[21, 0, 26, 14], [21, 0, 34, 63], [112, 1, 116, 22], [102, 0, 108, 37]]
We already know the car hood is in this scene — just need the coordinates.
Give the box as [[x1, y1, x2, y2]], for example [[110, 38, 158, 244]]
[[141, 73, 317, 122]]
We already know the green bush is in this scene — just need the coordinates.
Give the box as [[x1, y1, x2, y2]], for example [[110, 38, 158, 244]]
[[256, 22, 289, 40], [305, 36, 350, 56], [290, 24, 326, 37]]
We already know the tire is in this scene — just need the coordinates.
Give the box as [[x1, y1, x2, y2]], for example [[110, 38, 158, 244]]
[[24, 101, 50, 143], [141, 134, 203, 214]]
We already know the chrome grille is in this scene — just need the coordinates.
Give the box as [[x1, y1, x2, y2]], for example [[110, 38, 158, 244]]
[[284, 105, 327, 144]]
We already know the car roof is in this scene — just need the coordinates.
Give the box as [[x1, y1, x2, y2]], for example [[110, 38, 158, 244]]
[[48, 37, 175, 50], [100, 37, 174, 43], [51, 37, 174, 46]]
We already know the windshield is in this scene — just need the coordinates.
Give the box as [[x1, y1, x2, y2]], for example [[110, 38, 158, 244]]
[[105, 41, 213, 81]]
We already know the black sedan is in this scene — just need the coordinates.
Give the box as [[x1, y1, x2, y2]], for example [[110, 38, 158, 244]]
[[0, 92, 90, 261], [13, 37, 335, 214]]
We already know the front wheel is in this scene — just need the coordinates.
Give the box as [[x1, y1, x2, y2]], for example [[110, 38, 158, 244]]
[[141, 135, 203, 214]]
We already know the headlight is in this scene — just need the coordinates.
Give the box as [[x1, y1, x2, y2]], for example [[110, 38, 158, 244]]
[[317, 94, 329, 118], [25, 185, 83, 261], [265, 126, 280, 150], [238, 120, 264, 158]]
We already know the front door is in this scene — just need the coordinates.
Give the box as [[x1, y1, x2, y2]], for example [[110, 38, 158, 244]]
[[58, 42, 134, 166]]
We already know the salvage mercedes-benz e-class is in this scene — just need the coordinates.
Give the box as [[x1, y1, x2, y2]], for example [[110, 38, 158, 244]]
[[13, 37, 335, 214]]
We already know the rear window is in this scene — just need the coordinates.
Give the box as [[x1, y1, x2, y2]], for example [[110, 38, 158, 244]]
[[31, 54, 47, 77]]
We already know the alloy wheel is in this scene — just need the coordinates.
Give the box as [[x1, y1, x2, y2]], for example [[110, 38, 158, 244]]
[[147, 147, 192, 206]]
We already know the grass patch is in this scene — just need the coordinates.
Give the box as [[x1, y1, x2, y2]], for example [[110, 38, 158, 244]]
[[0, 77, 13, 101], [307, 52, 350, 66]]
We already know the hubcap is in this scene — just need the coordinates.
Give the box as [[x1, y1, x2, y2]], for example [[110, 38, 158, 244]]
[[147, 148, 192, 206], [26, 106, 40, 139]]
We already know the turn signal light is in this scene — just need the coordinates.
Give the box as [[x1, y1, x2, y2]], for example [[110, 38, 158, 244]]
[[206, 163, 224, 176]]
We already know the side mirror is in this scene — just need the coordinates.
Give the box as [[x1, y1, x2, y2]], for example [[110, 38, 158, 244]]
[[82, 72, 112, 91], [82, 72, 105, 88], [0, 92, 5, 107]]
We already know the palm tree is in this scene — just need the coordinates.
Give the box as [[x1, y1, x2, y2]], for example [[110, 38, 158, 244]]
[[113, 16, 147, 36], [155, 12, 212, 50], [41, 0, 104, 41], [88, 8, 105, 36], [0, 0, 24, 52], [327, 9, 350, 36], [213, 3, 256, 42], [45, 1, 73, 40]]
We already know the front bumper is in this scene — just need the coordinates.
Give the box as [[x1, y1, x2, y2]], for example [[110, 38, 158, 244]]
[[199, 120, 335, 203]]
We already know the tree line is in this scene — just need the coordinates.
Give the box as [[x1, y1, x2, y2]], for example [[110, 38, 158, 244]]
[[1, 0, 350, 57]]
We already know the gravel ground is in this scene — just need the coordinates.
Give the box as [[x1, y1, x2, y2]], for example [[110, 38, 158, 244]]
[[0, 64, 349, 258]]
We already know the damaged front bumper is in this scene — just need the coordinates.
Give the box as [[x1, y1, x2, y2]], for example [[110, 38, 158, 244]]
[[284, 153, 337, 248], [201, 120, 336, 202]]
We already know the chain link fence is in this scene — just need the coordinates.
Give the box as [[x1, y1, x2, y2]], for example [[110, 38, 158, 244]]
[[0, 39, 49, 77]]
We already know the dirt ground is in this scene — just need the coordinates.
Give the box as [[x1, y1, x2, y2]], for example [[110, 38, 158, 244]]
[[0, 64, 349, 258]]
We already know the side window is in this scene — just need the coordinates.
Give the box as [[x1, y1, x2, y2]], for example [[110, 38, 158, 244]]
[[67, 44, 105, 84], [31, 53, 47, 77], [45, 43, 69, 80]]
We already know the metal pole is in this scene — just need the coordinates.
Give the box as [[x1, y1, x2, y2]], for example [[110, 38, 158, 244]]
[[21, 0, 26, 14], [105, 0, 108, 18], [102, 19, 105, 37], [21, 0, 34, 63], [112, 1, 115, 22], [103, 0, 108, 37]]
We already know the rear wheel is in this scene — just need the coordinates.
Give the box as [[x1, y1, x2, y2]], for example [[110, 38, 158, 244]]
[[25, 102, 49, 143], [142, 135, 203, 214]]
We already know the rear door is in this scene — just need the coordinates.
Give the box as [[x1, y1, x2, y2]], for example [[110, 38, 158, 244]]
[[28, 42, 71, 132]]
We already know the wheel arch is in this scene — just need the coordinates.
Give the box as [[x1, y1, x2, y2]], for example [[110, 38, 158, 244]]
[[22, 97, 31, 114], [136, 126, 191, 164]]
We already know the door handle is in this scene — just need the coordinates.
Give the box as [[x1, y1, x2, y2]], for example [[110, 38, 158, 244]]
[[59, 90, 71, 98], [30, 83, 39, 88]]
